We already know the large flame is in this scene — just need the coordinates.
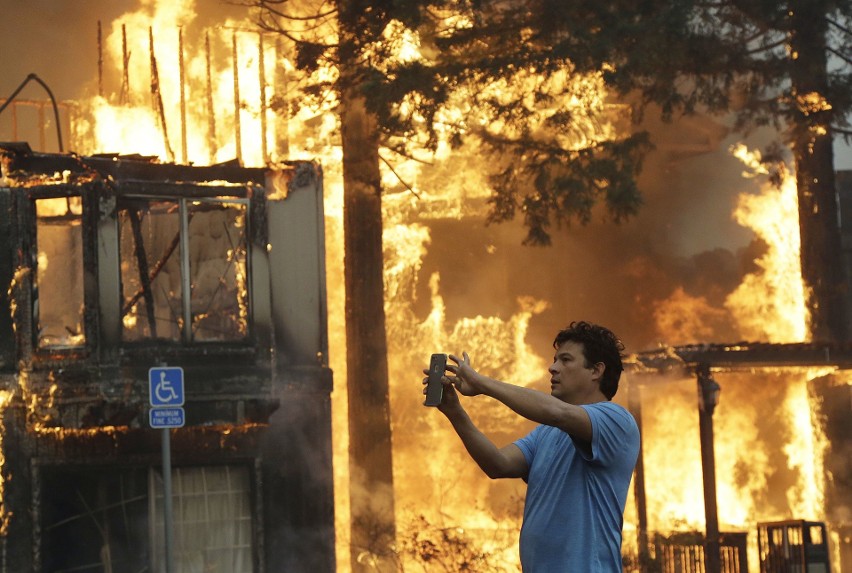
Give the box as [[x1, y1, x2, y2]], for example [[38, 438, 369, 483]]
[[640, 143, 831, 572], [725, 144, 808, 342]]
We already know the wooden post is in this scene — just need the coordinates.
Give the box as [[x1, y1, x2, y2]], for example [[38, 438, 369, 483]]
[[258, 33, 268, 164], [179, 27, 188, 164], [627, 379, 650, 571], [232, 32, 242, 165], [205, 32, 217, 165], [697, 364, 721, 573], [97, 21, 103, 97]]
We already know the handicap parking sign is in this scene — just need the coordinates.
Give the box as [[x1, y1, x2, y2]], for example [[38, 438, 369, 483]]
[[149, 366, 185, 407]]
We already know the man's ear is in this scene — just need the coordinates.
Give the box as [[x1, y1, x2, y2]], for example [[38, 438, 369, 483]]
[[592, 362, 605, 381]]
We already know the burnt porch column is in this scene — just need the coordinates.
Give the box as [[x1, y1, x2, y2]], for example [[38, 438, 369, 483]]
[[697, 363, 721, 573]]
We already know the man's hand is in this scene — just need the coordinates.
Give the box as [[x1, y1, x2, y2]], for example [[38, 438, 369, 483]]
[[423, 353, 530, 480], [447, 352, 484, 397], [422, 366, 461, 413]]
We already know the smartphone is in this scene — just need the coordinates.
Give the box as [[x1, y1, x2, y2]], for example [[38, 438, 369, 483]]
[[423, 353, 447, 407]]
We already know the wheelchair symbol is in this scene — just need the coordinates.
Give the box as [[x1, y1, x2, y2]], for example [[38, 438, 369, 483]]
[[149, 366, 184, 406], [155, 372, 178, 403]]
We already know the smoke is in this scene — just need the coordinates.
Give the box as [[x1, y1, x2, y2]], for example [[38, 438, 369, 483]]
[[410, 111, 774, 354]]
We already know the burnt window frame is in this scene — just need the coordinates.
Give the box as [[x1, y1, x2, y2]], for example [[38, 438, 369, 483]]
[[17, 182, 100, 364], [114, 180, 258, 349], [34, 458, 265, 573]]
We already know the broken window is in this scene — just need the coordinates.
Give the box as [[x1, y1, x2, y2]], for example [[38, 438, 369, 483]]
[[41, 464, 254, 573], [41, 467, 151, 572], [118, 197, 249, 343], [34, 195, 85, 348]]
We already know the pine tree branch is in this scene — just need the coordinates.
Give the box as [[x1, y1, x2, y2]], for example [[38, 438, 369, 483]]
[[827, 16, 852, 37], [251, 0, 338, 44], [382, 144, 434, 166], [253, 0, 337, 22], [742, 36, 788, 56], [255, 16, 337, 46], [379, 153, 421, 199], [827, 46, 852, 67]]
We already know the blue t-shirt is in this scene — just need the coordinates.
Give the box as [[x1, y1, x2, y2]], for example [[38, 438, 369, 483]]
[[513, 401, 640, 572]]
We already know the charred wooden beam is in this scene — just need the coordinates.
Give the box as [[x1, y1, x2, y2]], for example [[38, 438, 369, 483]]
[[121, 230, 180, 318], [633, 341, 852, 372], [127, 208, 158, 338]]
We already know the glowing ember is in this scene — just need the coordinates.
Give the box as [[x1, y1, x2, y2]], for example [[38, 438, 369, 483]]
[[0, 390, 12, 535]]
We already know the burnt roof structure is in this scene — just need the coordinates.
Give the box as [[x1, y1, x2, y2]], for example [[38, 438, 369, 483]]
[[0, 140, 268, 186], [630, 340, 852, 372]]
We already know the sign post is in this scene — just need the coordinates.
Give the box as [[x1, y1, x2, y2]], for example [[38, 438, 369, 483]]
[[149, 366, 185, 573]]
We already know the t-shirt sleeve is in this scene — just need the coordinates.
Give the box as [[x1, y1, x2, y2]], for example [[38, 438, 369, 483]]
[[579, 402, 639, 466], [514, 425, 542, 466]]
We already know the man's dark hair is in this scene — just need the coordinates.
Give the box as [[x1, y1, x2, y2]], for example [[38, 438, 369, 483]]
[[553, 321, 625, 400]]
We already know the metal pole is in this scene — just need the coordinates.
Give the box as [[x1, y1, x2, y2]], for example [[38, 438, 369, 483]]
[[697, 365, 721, 573], [162, 427, 175, 573], [0, 74, 64, 152]]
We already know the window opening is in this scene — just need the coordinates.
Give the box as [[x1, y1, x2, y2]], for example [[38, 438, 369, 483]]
[[119, 198, 182, 341], [187, 200, 249, 341], [41, 464, 254, 573], [119, 197, 248, 343], [41, 468, 150, 572], [34, 196, 85, 348]]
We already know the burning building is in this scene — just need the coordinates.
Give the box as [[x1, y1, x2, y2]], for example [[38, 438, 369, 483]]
[[3, 2, 852, 572], [629, 342, 852, 573], [0, 141, 334, 572]]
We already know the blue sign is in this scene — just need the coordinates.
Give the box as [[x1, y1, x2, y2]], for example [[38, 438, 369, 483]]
[[150, 407, 185, 428], [149, 366, 185, 407]]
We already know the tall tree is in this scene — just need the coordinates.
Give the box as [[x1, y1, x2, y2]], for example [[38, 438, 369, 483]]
[[251, 1, 402, 569], [246, 1, 652, 569], [338, 1, 397, 570]]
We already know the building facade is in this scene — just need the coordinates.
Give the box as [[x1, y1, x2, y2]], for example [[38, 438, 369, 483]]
[[0, 142, 334, 572]]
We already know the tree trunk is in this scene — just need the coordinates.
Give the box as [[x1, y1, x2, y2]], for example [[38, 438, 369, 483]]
[[789, 0, 848, 343], [338, 2, 398, 570]]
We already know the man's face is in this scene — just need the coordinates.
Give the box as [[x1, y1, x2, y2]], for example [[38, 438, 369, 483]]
[[548, 340, 602, 404]]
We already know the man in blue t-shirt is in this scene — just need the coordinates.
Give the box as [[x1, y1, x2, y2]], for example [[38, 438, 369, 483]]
[[425, 321, 640, 572]]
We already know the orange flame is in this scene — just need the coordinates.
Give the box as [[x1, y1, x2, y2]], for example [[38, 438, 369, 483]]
[[725, 144, 807, 342]]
